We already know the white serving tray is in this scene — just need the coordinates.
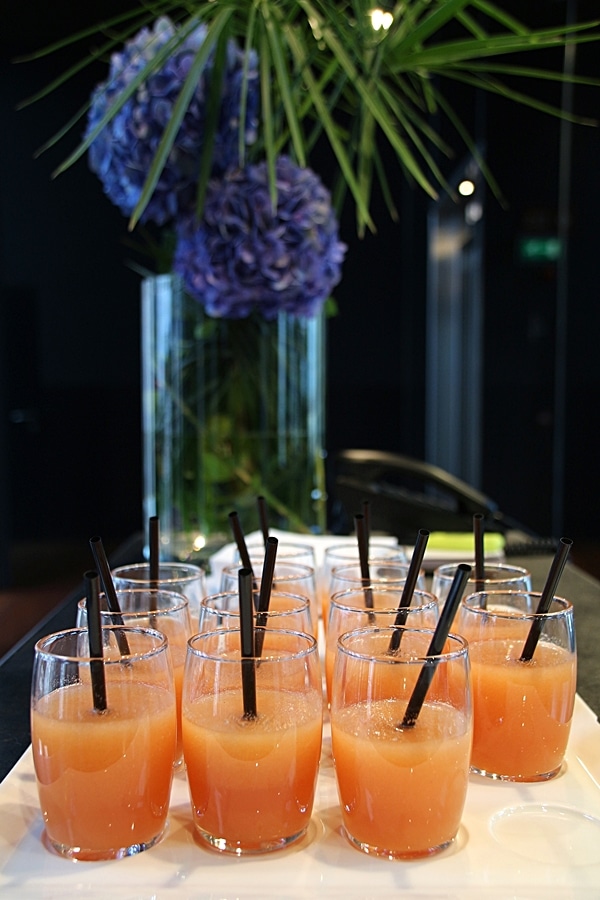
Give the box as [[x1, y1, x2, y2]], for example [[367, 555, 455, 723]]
[[205, 530, 504, 586], [1, 695, 599, 899]]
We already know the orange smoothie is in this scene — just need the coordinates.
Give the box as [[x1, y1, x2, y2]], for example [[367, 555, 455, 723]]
[[171, 649, 185, 766], [331, 698, 472, 858], [183, 687, 322, 851], [31, 680, 176, 858], [326, 640, 423, 705], [108, 626, 186, 768], [469, 638, 576, 779]]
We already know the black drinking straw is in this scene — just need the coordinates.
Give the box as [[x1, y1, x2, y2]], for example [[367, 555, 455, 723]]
[[229, 511, 254, 573], [149, 515, 160, 586], [257, 496, 269, 547], [355, 513, 373, 612], [362, 499, 371, 544], [388, 529, 430, 652], [519, 537, 573, 662], [89, 535, 130, 655], [238, 567, 257, 719], [400, 563, 471, 728], [473, 513, 485, 595], [85, 570, 107, 713], [255, 536, 278, 658]]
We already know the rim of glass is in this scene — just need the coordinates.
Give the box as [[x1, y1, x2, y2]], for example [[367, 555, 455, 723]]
[[243, 539, 315, 556], [433, 562, 531, 582], [77, 587, 189, 614], [201, 589, 311, 616], [324, 542, 403, 561], [111, 561, 205, 583], [337, 626, 468, 663], [35, 625, 168, 662], [461, 590, 572, 619], [330, 560, 421, 587], [187, 627, 318, 662], [222, 561, 315, 580], [330, 587, 438, 613]]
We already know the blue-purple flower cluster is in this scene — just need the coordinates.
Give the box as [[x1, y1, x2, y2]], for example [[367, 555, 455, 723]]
[[86, 16, 259, 226], [173, 157, 347, 319], [86, 18, 345, 317]]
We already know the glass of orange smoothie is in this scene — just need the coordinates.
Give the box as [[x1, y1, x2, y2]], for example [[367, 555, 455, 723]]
[[111, 561, 206, 624], [76, 588, 191, 768], [458, 589, 576, 781], [320, 543, 407, 625], [237, 539, 316, 571], [220, 559, 318, 630], [325, 587, 440, 703], [432, 562, 531, 611], [182, 628, 323, 854], [198, 589, 315, 638], [330, 626, 472, 859], [31, 626, 177, 861]]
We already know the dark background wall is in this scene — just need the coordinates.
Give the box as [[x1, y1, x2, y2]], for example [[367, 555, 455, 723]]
[[1, 1, 599, 575]]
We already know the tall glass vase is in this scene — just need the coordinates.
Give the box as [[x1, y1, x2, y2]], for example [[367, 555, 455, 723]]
[[141, 274, 327, 565]]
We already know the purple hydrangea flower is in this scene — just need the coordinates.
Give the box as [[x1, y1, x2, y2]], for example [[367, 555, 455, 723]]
[[173, 156, 347, 319], [85, 16, 259, 226]]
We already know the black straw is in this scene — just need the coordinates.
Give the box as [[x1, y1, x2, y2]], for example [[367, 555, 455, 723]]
[[239, 567, 257, 719], [388, 529, 430, 652], [85, 570, 107, 713], [362, 500, 371, 544], [400, 563, 471, 728], [89, 536, 130, 655], [473, 513, 485, 594], [519, 537, 573, 662], [229, 511, 254, 573], [257, 496, 269, 547], [355, 513, 373, 612], [255, 536, 278, 658]]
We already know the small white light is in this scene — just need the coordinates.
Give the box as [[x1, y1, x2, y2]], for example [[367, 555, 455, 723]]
[[193, 534, 206, 552], [458, 179, 475, 197], [370, 9, 393, 30]]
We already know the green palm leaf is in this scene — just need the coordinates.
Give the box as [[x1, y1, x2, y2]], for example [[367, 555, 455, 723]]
[[16, 0, 600, 231]]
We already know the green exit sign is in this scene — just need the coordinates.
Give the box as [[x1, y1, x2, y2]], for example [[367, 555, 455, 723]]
[[518, 236, 562, 263]]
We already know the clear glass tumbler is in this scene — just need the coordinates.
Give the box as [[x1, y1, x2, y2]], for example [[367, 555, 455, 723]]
[[77, 587, 191, 767], [182, 628, 322, 854], [31, 626, 176, 860], [330, 626, 472, 860], [111, 561, 206, 623], [457, 589, 576, 781]]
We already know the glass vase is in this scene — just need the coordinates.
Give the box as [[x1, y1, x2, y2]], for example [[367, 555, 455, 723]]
[[141, 274, 327, 566]]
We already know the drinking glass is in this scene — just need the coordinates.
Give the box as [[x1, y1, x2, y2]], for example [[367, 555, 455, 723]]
[[182, 628, 323, 854], [330, 626, 472, 859], [238, 539, 316, 571], [199, 590, 315, 638], [77, 588, 191, 767], [431, 562, 531, 610], [31, 626, 177, 861], [220, 559, 318, 630], [111, 561, 206, 623], [319, 542, 407, 624], [325, 587, 439, 702], [457, 589, 576, 781], [329, 559, 425, 596]]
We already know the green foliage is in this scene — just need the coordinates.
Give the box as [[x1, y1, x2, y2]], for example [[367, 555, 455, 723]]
[[18, 1, 600, 235]]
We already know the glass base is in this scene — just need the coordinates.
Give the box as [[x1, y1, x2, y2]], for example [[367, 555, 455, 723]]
[[470, 762, 563, 782], [343, 827, 455, 860], [42, 822, 168, 861], [194, 825, 307, 855]]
